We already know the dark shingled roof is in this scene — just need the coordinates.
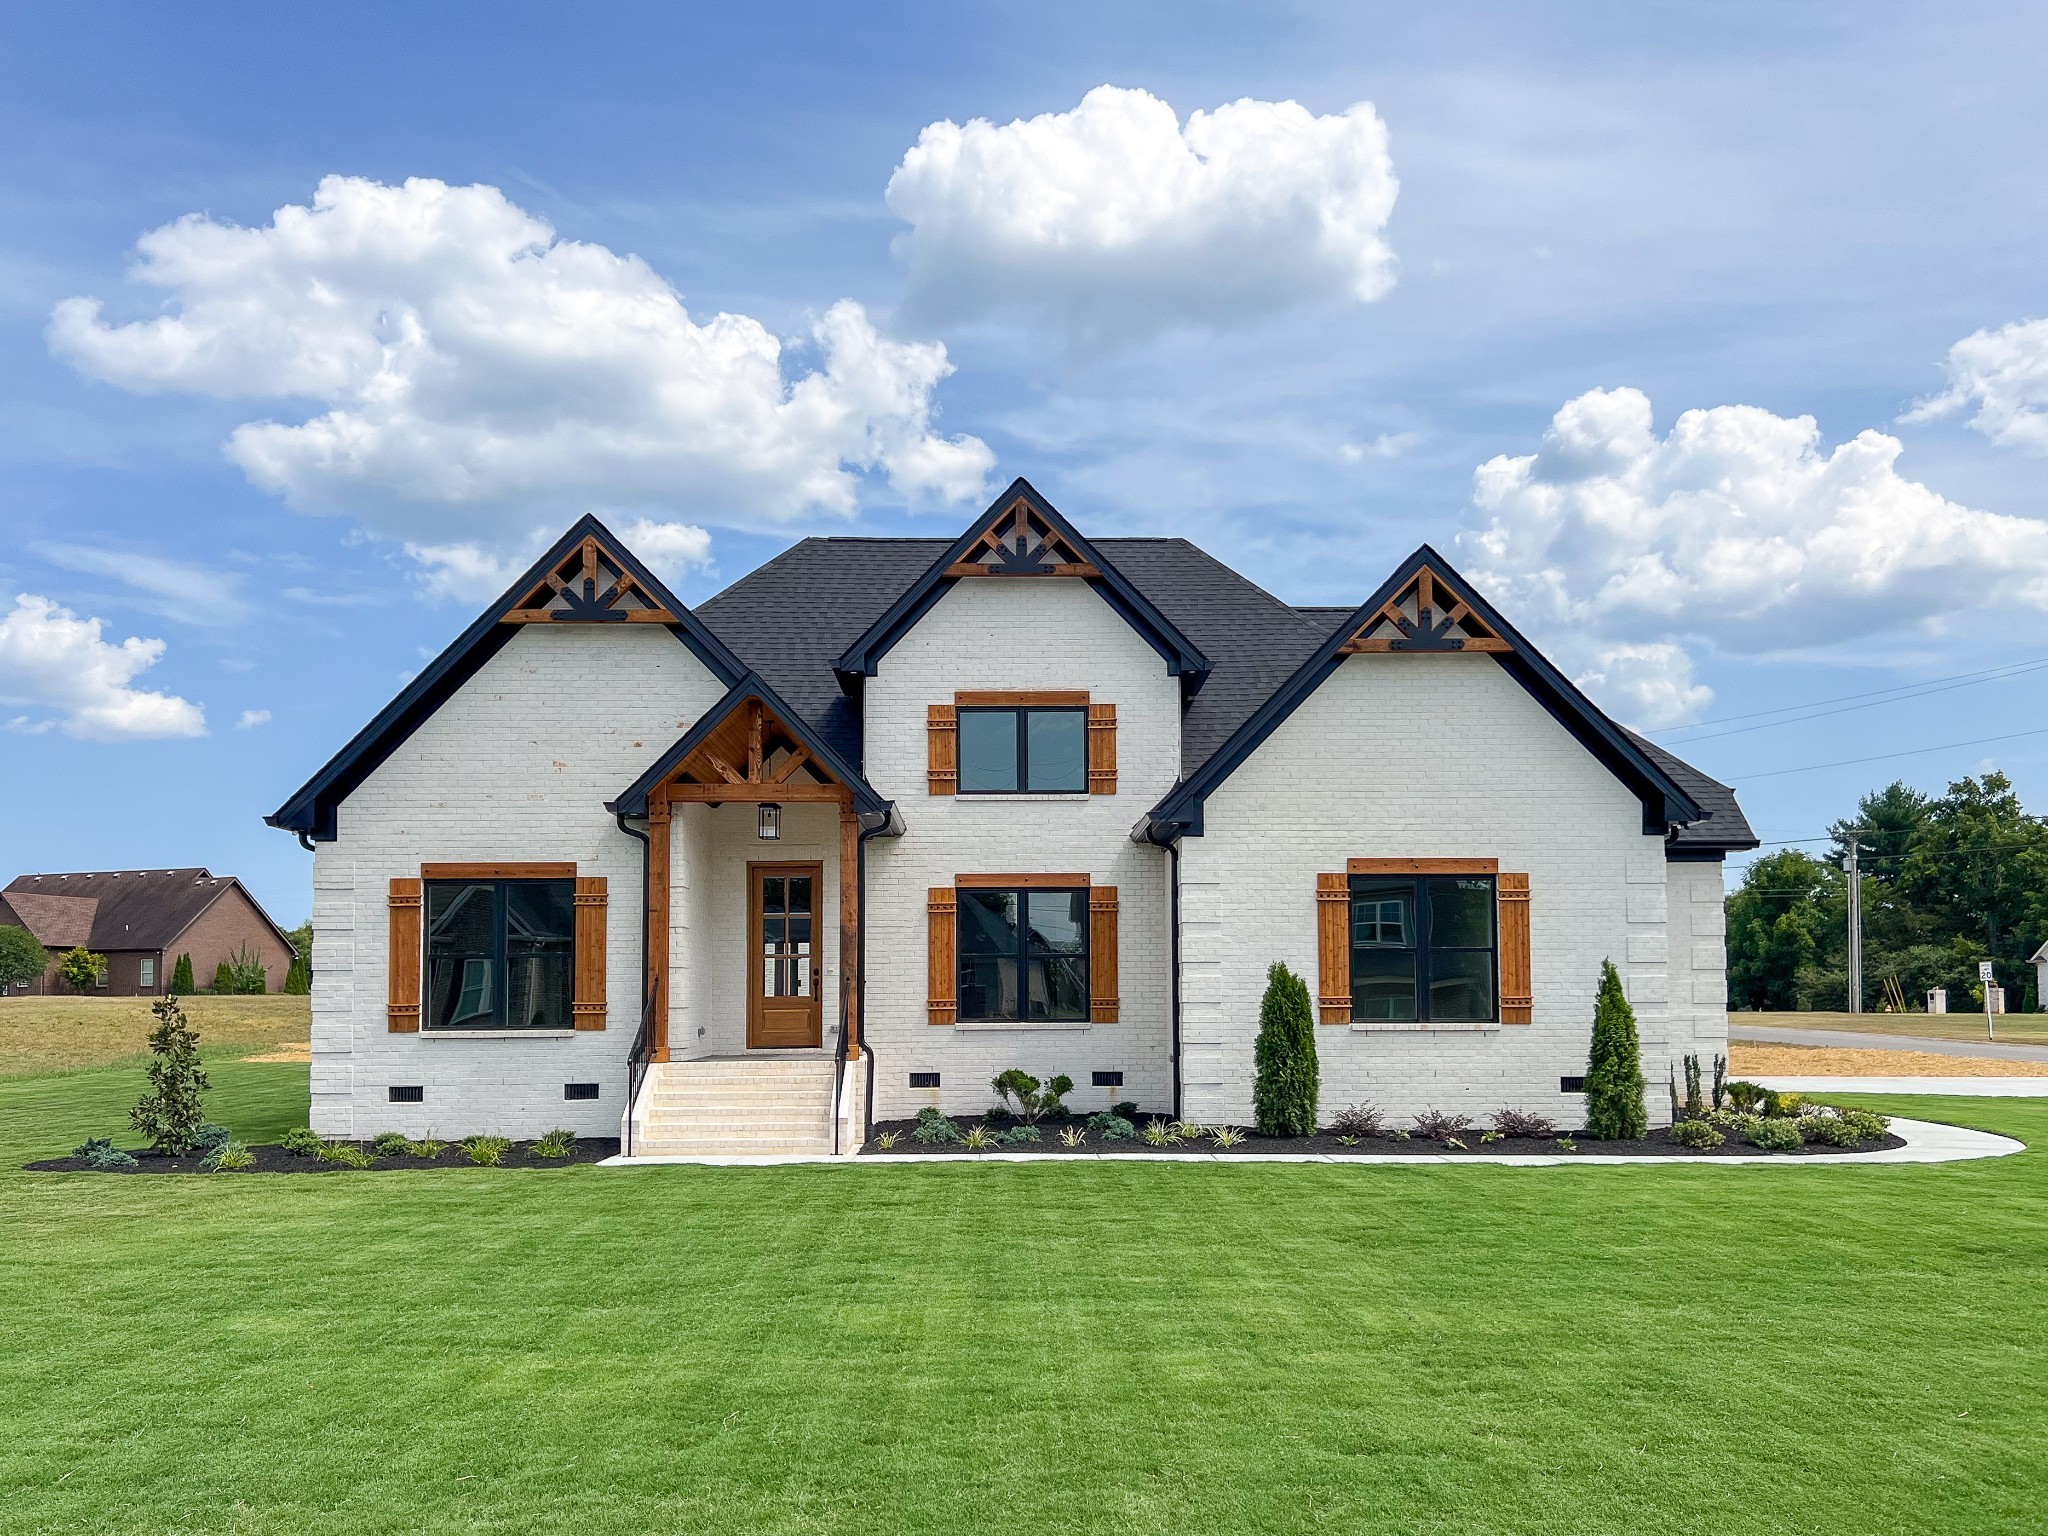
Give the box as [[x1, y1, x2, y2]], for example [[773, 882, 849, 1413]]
[[696, 534, 1754, 852], [1, 868, 296, 951]]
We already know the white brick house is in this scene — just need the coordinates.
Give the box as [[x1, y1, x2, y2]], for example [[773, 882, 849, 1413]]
[[270, 479, 1755, 1153]]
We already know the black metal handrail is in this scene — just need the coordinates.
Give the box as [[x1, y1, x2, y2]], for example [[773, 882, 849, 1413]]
[[624, 984, 657, 1157]]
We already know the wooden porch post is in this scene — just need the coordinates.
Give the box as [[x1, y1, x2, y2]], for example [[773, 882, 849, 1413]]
[[648, 785, 671, 1063], [839, 804, 860, 1060]]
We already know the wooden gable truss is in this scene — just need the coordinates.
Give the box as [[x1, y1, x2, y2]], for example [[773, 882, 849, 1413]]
[[943, 495, 1101, 579], [657, 697, 848, 804], [504, 534, 681, 625], [1339, 566, 1512, 654]]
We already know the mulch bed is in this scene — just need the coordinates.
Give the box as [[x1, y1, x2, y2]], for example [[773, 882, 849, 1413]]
[[861, 1117, 1907, 1158], [28, 1138, 621, 1174]]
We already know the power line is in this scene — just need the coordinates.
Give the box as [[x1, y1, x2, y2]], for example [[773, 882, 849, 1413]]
[[1729, 726, 2048, 781], [1654, 657, 2048, 744], [1653, 654, 2048, 735]]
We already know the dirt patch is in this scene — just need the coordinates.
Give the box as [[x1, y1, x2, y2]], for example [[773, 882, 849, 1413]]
[[1730, 1043, 2048, 1077], [241, 1042, 313, 1064]]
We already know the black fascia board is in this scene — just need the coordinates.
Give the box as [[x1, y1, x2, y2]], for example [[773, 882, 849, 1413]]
[[267, 514, 751, 841], [606, 670, 893, 821], [1143, 543, 1704, 842], [831, 477, 1210, 691]]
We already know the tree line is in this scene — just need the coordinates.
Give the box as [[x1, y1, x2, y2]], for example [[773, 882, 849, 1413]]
[[1727, 771, 2047, 1012]]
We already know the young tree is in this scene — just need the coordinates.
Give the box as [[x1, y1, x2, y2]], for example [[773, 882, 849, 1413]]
[[283, 922, 311, 995], [130, 995, 210, 1155], [58, 947, 105, 992], [210, 958, 234, 994], [1253, 961, 1319, 1137], [170, 952, 195, 995], [0, 925, 47, 992], [1583, 960, 1647, 1140]]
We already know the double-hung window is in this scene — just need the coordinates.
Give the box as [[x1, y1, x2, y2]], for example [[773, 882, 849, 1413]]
[[957, 886, 1089, 1020], [1349, 874, 1497, 1022], [425, 878, 575, 1030], [957, 706, 1087, 793]]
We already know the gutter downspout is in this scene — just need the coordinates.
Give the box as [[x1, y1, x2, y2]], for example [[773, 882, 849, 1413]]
[[1165, 835, 1183, 1122], [615, 809, 651, 1158]]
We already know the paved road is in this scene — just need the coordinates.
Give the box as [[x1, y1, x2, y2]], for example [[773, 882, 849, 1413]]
[[1732, 1022, 2048, 1063]]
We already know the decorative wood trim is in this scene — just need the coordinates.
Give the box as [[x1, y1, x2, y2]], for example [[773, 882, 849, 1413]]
[[955, 872, 1091, 889], [647, 791, 671, 1061], [1341, 635, 1513, 653], [839, 809, 861, 1060], [954, 690, 1090, 707], [927, 886, 957, 1025], [1499, 873, 1532, 1024], [1347, 857, 1500, 876], [502, 533, 681, 625], [419, 862, 577, 880], [943, 495, 1099, 578], [943, 560, 1101, 580], [1089, 886, 1119, 1022], [1316, 873, 1351, 1024], [1337, 564, 1512, 654], [927, 704, 957, 795], [1087, 703, 1117, 794], [387, 877, 422, 1033], [664, 782, 850, 803], [572, 877, 607, 1029]]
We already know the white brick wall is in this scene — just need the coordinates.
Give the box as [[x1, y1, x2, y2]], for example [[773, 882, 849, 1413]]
[[861, 578, 1181, 1119], [1179, 651, 1686, 1130], [312, 624, 726, 1139], [1660, 857, 1732, 1094]]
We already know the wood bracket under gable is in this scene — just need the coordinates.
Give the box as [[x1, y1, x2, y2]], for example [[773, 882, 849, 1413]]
[[943, 497, 1101, 579], [1339, 566, 1513, 654], [503, 535, 680, 625]]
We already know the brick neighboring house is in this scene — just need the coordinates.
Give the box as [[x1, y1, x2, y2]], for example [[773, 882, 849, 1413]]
[[0, 868, 297, 998]]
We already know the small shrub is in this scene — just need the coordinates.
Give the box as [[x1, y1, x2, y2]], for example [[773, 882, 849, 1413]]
[[58, 946, 105, 992], [370, 1131, 412, 1157], [1336, 1134, 1359, 1147], [461, 1135, 512, 1166], [1385, 1127, 1411, 1141], [1583, 959, 1647, 1139], [1479, 1130, 1503, 1144], [1554, 1136, 1577, 1152], [1774, 1093, 1810, 1118], [1712, 1052, 1728, 1111], [1086, 1112, 1136, 1142], [204, 1141, 256, 1172], [1445, 1136, 1469, 1150], [192, 1123, 231, 1153], [406, 1138, 448, 1159], [280, 1127, 323, 1156], [912, 1113, 962, 1145], [1682, 1053, 1705, 1121], [1725, 1080, 1769, 1112], [1140, 1119, 1177, 1146], [88, 1145, 139, 1170], [1798, 1115, 1863, 1147], [316, 1141, 376, 1169], [1669, 1119, 1725, 1149], [1059, 1126, 1087, 1148], [1411, 1108, 1472, 1142], [130, 996, 211, 1155], [1759, 1089, 1789, 1118], [959, 1123, 997, 1150], [1253, 961, 1320, 1136], [1326, 1102, 1384, 1137], [990, 1069, 1074, 1123], [73, 1136, 115, 1160], [532, 1128, 578, 1160], [996, 1123, 1043, 1145], [1745, 1118, 1804, 1151], [169, 952, 196, 995], [1171, 1121, 1209, 1142], [1840, 1108, 1890, 1141], [873, 1130, 900, 1151], [1211, 1126, 1246, 1148], [1489, 1107, 1556, 1139], [1111, 1101, 1140, 1120]]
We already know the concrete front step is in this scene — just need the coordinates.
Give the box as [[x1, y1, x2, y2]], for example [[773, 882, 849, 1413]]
[[629, 1053, 845, 1160], [636, 1137, 836, 1154]]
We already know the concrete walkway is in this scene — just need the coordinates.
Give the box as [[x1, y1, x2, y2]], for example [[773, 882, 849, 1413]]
[[1732, 1022, 2048, 1062], [599, 1115, 2021, 1168], [1760, 1076, 2048, 1098]]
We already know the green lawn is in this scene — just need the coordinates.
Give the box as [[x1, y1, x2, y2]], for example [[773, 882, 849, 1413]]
[[2, 1065, 2044, 1535], [0, 993, 308, 1078], [1732, 1008, 2048, 1046]]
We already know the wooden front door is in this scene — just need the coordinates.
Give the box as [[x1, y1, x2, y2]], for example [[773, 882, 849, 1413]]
[[747, 861, 823, 1049]]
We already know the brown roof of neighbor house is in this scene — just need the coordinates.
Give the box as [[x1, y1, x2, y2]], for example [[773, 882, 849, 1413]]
[[0, 868, 296, 953]]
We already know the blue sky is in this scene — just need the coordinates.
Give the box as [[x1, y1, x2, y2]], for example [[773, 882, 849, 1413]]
[[5, 1, 2048, 924]]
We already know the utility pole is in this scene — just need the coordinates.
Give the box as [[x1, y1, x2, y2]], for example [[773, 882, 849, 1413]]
[[1844, 836, 1864, 1015]]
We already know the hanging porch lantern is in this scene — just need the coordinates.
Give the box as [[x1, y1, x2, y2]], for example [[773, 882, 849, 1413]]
[[757, 802, 782, 840]]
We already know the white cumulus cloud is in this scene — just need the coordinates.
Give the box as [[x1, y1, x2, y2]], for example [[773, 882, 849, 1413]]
[[1459, 386, 2048, 727], [0, 593, 207, 739], [237, 708, 271, 729], [50, 175, 993, 588], [886, 85, 1398, 345], [1901, 317, 2048, 453]]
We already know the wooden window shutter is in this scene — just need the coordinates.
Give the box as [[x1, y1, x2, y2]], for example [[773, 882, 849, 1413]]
[[573, 876, 608, 1029], [1089, 886, 1119, 1021], [1316, 873, 1350, 1023], [927, 704, 957, 795], [387, 877, 422, 1032], [927, 886, 957, 1024], [1499, 873, 1532, 1024], [1087, 703, 1117, 794]]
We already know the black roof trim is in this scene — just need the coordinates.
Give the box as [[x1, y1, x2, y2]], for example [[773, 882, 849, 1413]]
[[267, 515, 751, 841], [832, 477, 1210, 688], [1142, 544, 1705, 841], [606, 670, 893, 821]]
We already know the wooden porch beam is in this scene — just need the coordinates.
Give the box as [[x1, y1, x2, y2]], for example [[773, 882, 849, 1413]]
[[664, 781, 850, 803]]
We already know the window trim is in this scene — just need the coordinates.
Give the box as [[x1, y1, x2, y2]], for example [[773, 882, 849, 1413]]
[[954, 880, 1093, 1023], [955, 703, 1090, 795], [1346, 869, 1500, 1024], [422, 874, 578, 1033]]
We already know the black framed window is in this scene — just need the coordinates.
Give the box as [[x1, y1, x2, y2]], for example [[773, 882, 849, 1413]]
[[957, 707, 1087, 793], [425, 879, 575, 1031], [1349, 874, 1496, 1022], [957, 887, 1089, 1021]]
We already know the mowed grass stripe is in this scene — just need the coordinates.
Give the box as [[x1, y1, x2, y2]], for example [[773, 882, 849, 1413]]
[[1, 1066, 2043, 1534]]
